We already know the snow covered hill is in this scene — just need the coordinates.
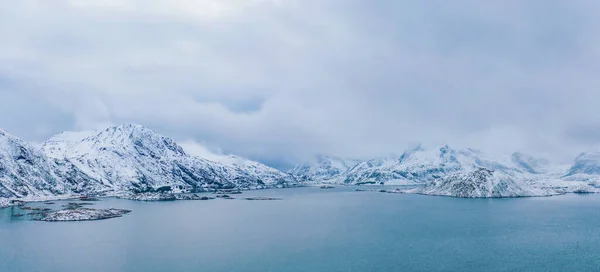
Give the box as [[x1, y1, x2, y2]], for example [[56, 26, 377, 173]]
[[345, 145, 519, 184], [289, 155, 359, 183], [292, 145, 526, 185], [291, 145, 600, 197], [411, 168, 556, 198], [214, 155, 297, 186], [562, 152, 600, 186], [565, 152, 600, 176], [511, 152, 551, 174], [0, 129, 86, 198]]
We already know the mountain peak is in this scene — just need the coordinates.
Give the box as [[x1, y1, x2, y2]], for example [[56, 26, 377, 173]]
[[42, 124, 187, 161], [565, 152, 600, 176], [102, 124, 151, 134], [94, 124, 161, 140], [439, 144, 456, 154]]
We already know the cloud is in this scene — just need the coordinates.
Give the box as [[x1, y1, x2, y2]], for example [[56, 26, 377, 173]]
[[178, 140, 227, 162], [1, 0, 600, 167]]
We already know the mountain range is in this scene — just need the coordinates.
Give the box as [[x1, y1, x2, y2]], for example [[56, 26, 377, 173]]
[[290, 145, 599, 196], [290, 146, 560, 184], [1, 124, 600, 201]]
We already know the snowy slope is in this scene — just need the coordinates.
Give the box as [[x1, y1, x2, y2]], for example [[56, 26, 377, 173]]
[[412, 168, 557, 198], [562, 152, 600, 186], [289, 155, 360, 183], [42, 124, 297, 193], [565, 152, 600, 176], [215, 155, 297, 186], [0, 129, 78, 198], [510, 152, 555, 174], [294, 145, 521, 185], [290, 146, 599, 194], [342, 145, 490, 184]]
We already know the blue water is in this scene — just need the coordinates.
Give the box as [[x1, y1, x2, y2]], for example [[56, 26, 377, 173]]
[[1, 187, 600, 272]]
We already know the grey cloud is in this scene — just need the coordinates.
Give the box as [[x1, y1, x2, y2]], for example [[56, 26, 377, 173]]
[[1, 0, 600, 167]]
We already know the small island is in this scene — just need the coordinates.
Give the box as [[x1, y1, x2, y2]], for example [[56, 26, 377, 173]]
[[121, 193, 217, 201], [35, 208, 131, 222], [244, 197, 282, 201]]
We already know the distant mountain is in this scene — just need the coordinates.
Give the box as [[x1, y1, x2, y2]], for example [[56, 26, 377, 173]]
[[211, 155, 297, 186], [561, 152, 600, 186], [346, 145, 519, 184], [412, 168, 556, 198], [289, 155, 360, 183], [565, 152, 600, 176], [511, 152, 551, 174], [292, 145, 522, 185]]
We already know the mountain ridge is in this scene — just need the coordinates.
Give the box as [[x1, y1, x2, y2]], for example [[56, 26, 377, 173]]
[[290, 146, 599, 188], [1, 124, 298, 201]]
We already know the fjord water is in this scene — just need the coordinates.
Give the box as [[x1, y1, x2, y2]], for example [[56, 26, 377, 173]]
[[1, 188, 600, 272]]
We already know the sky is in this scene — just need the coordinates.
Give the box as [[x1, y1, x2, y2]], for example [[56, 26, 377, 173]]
[[1, 0, 600, 169]]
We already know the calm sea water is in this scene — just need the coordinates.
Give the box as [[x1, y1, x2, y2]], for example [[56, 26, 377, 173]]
[[1, 187, 600, 272]]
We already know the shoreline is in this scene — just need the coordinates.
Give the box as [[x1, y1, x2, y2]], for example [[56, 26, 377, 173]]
[[3, 183, 600, 208]]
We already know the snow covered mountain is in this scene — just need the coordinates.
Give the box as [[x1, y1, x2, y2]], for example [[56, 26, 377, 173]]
[[290, 145, 600, 193], [0, 129, 93, 198], [562, 152, 600, 186], [290, 155, 360, 183], [0, 124, 299, 202], [346, 145, 519, 184], [565, 152, 600, 176], [42, 124, 297, 194], [292, 145, 524, 185], [412, 168, 556, 198], [511, 152, 552, 174], [214, 155, 297, 186]]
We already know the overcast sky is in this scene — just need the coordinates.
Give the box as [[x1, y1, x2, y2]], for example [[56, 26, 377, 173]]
[[1, 0, 600, 168]]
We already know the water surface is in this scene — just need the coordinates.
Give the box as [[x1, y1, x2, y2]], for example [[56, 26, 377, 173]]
[[1, 187, 600, 272]]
